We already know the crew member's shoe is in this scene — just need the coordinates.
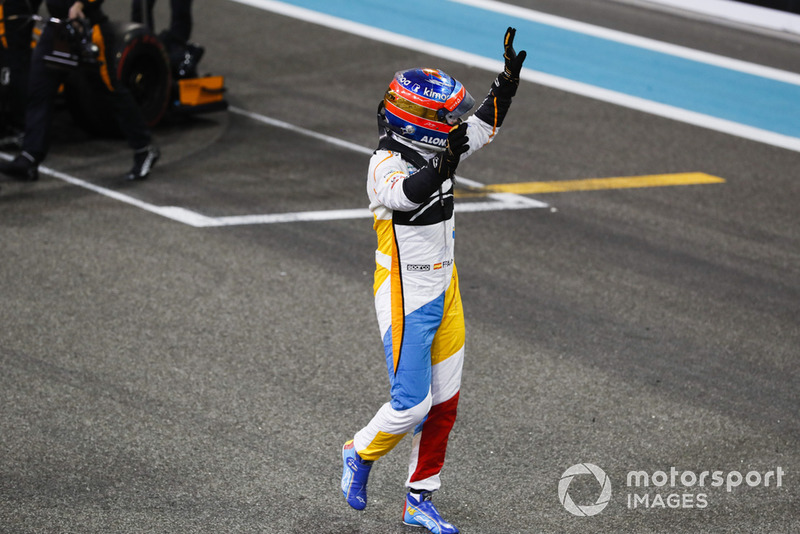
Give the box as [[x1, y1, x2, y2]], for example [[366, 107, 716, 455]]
[[341, 440, 372, 510], [403, 491, 459, 534], [177, 43, 204, 79], [0, 152, 39, 182], [126, 145, 160, 180]]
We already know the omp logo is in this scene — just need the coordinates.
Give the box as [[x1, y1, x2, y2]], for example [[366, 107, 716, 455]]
[[407, 264, 431, 271], [559, 463, 612, 516]]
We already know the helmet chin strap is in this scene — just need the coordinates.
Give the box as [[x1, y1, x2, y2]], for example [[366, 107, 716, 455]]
[[377, 101, 404, 139]]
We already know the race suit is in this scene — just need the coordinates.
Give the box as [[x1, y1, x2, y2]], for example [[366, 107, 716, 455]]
[[353, 89, 508, 492]]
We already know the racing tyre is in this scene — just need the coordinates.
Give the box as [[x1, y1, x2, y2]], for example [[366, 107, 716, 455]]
[[115, 23, 172, 128], [64, 23, 171, 136]]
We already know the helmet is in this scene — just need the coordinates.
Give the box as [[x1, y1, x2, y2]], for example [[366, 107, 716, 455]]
[[379, 68, 475, 150]]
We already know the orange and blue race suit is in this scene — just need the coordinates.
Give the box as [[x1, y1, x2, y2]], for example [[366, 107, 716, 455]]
[[353, 106, 502, 492]]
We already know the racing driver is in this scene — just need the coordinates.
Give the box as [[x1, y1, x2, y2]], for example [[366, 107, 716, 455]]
[[341, 27, 527, 534]]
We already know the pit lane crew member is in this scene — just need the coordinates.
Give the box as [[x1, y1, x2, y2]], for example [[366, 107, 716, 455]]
[[0, 0, 159, 182], [131, 0, 200, 78], [0, 0, 43, 145]]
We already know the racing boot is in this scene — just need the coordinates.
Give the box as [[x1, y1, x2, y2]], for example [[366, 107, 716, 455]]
[[403, 491, 459, 534], [341, 440, 373, 510], [0, 152, 39, 182], [126, 145, 160, 181]]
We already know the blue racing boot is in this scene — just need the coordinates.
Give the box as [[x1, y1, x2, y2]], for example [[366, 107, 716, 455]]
[[403, 491, 459, 534], [341, 440, 372, 510]]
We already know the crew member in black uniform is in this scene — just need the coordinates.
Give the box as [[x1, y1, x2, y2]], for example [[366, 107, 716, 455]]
[[0, 0, 159, 182], [131, 0, 199, 77], [0, 0, 42, 144], [131, 0, 192, 45]]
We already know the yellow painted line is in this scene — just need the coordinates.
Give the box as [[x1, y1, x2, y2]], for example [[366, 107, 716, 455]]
[[456, 172, 725, 197]]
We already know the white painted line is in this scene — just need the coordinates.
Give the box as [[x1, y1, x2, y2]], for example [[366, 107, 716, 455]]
[[529, 70, 800, 153], [227, 0, 508, 72], [450, 0, 800, 84], [229, 106, 548, 210], [0, 154, 215, 227], [455, 199, 547, 212], [50, 169, 219, 227], [213, 208, 372, 226], [2, 109, 547, 227], [635, 0, 800, 35], [230, 106, 373, 156], [226, 0, 800, 154], [208, 199, 543, 227]]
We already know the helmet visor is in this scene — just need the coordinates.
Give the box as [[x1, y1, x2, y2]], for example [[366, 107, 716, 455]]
[[442, 85, 475, 125], [384, 89, 440, 122]]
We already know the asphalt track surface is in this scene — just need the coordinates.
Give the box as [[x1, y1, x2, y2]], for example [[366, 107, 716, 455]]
[[1, 1, 798, 533]]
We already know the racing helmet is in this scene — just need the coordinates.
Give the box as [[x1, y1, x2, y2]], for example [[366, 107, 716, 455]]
[[379, 68, 475, 150]]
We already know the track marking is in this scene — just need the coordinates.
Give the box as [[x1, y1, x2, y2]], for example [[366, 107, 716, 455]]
[[456, 172, 725, 197], [0, 154, 218, 226], [193, 107, 547, 226], [1, 108, 547, 227], [631, 0, 800, 35], [449, 0, 800, 84], [3, 109, 726, 227], [227, 0, 800, 153], [3, 111, 727, 226]]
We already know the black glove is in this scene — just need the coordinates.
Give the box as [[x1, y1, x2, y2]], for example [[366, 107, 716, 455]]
[[494, 27, 527, 99], [402, 123, 469, 203], [434, 122, 469, 181]]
